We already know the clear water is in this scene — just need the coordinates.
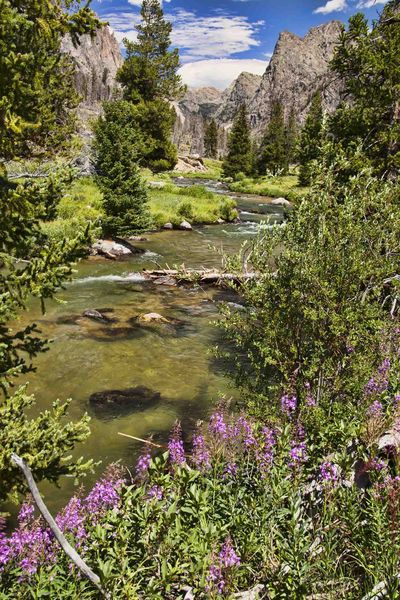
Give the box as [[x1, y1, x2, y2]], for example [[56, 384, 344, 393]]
[[16, 180, 285, 513]]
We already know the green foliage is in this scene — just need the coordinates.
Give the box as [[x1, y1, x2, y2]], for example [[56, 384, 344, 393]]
[[117, 0, 185, 104], [149, 183, 238, 227], [222, 105, 252, 178], [93, 100, 151, 236], [0, 0, 100, 161], [258, 101, 287, 175], [204, 119, 219, 159], [285, 107, 298, 167], [0, 0, 99, 504], [297, 90, 324, 186], [219, 153, 400, 422], [115, 0, 185, 172], [228, 173, 307, 202], [330, 3, 400, 180]]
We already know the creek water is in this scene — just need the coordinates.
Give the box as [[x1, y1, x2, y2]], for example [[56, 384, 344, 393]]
[[17, 180, 285, 513]]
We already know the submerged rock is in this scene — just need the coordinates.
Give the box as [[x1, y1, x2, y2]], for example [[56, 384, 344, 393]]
[[138, 312, 170, 324], [89, 386, 161, 412], [82, 309, 116, 323]]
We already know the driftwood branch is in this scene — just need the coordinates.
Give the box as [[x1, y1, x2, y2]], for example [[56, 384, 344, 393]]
[[118, 432, 163, 448], [361, 575, 400, 600], [140, 268, 257, 287], [11, 453, 109, 598]]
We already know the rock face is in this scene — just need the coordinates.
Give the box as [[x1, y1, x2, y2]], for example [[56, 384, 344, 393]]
[[173, 20, 342, 155], [61, 26, 123, 122], [173, 87, 223, 156], [249, 21, 343, 133]]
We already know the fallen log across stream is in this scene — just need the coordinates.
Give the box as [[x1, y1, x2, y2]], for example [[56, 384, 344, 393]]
[[138, 268, 258, 287]]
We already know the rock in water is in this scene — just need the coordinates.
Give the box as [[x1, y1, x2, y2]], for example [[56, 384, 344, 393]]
[[82, 309, 114, 323], [271, 197, 292, 207], [138, 313, 170, 324], [89, 386, 161, 412], [163, 222, 173, 230], [91, 240, 132, 259]]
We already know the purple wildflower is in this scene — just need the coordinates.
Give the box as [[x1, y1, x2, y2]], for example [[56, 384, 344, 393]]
[[224, 462, 238, 478], [394, 393, 400, 406], [206, 564, 225, 594], [305, 383, 316, 407], [18, 502, 34, 526], [281, 394, 297, 417], [56, 497, 86, 541], [257, 427, 276, 473], [136, 453, 151, 477], [365, 360, 390, 396], [237, 416, 256, 448], [289, 440, 308, 467], [367, 400, 384, 417], [85, 475, 122, 516], [319, 461, 339, 483], [146, 485, 163, 501], [192, 434, 211, 471], [209, 411, 228, 439], [219, 539, 241, 568], [168, 422, 186, 466]]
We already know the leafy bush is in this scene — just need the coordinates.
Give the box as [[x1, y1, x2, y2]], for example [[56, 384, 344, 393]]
[[2, 390, 400, 598]]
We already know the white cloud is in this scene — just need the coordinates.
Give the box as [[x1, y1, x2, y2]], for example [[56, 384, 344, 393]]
[[314, 0, 348, 13], [357, 0, 388, 7], [179, 58, 266, 89], [171, 10, 263, 61]]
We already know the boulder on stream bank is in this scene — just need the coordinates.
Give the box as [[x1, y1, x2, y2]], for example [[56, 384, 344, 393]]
[[89, 386, 161, 413], [90, 239, 145, 260]]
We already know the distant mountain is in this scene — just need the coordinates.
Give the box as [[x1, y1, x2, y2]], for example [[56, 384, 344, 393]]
[[63, 20, 343, 156]]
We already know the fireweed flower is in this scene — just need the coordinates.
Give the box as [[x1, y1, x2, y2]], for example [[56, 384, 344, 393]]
[[56, 496, 86, 541], [281, 394, 297, 417], [224, 462, 238, 478], [367, 400, 384, 417], [85, 475, 123, 516], [146, 485, 163, 501], [365, 359, 390, 396], [237, 416, 256, 448], [18, 502, 34, 526], [168, 422, 186, 466], [289, 440, 308, 467], [209, 411, 228, 439], [135, 453, 151, 477], [256, 426, 276, 473], [319, 461, 339, 483], [192, 433, 211, 471], [219, 538, 241, 568]]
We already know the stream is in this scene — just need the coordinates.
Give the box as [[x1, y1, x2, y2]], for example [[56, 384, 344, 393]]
[[17, 179, 286, 513]]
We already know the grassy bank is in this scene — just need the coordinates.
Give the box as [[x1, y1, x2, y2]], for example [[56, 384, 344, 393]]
[[43, 176, 238, 241], [228, 174, 308, 202]]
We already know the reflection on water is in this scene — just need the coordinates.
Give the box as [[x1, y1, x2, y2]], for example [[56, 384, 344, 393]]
[[16, 183, 284, 513]]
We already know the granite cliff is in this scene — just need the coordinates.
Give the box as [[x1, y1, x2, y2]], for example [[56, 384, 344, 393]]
[[63, 20, 343, 156]]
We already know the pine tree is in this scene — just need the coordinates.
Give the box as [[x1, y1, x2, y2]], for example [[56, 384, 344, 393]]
[[329, 3, 400, 179], [116, 0, 186, 171], [204, 120, 219, 159], [222, 105, 252, 178], [298, 91, 324, 186], [0, 0, 99, 502], [93, 101, 151, 236], [258, 101, 287, 175], [285, 107, 298, 169]]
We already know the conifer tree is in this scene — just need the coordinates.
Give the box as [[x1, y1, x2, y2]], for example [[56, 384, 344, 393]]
[[93, 101, 151, 236], [285, 107, 298, 169], [258, 101, 287, 175], [0, 0, 99, 502], [204, 120, 219, 159], [116, 0, 186, 171], [298, 91, 324, 186], [222, 105, 252, 178], [329, 3, 400, 179]]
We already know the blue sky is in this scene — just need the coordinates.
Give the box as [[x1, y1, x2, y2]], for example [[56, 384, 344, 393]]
[[92, 0, 389, 88]]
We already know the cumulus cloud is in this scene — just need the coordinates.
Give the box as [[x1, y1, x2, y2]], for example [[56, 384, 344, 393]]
[[357, 0, 388, 6], [178, 58, 266, 90], [314, 0, 348, 14]]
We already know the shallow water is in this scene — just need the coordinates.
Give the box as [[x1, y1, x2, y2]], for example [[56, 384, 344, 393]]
[[16, 181, 285, 513]]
